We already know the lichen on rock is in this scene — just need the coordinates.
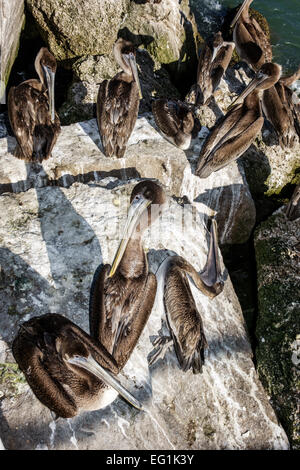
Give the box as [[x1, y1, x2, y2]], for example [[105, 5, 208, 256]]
[[26, 0, 130, 60], [255, 207, 300, 449]]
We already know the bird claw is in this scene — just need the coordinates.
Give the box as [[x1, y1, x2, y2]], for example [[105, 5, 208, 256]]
[[148, 335, 172, 366]]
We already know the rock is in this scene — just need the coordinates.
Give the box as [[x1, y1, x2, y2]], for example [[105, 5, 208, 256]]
[[59, 49, 180, 125], [0, 180, 289, 449], [0, 114, 255, 245], [254, 207, 300, 449], [122, 0, 200, 80], [0, 0, 25, 102], [26, 0, 130, 60]]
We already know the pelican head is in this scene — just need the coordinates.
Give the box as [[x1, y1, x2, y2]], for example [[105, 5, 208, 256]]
[[230, 0, 253, 29], [114, 38, 143, 99], [228, 62, 282, 110], [210, 32, 224, 64], [109, 181, 166, 278], [35, 47, 57, 123]]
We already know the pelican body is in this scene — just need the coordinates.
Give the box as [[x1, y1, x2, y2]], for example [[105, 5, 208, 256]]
[[152, 99, 197, 150], [196, 31, 235, 106], [89, 181, 166, 370], [196, 63, 281, 178], [149, 220, 224, 373], [8, 48, 60, 162], [12, 314, 143, 418], [97, 39, 142, 158], [262, 66, 300, 148], [231, 0, 272, 71]]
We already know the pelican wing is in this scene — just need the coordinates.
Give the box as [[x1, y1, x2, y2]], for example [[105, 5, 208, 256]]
[[197, 103, 244, 162], [235, 21, 265, 66], [263, 84, 298, 147], [97, 78, 140, 158], [152, 99, 182, 138], [197, 109, 264, 177], [246, 20, 272, 62], [8, 81, 60, 162], [164, 266, 207, 374], [196, 45, 213, 104], [112, 273, 157, 369], [89, 263, 111, 343], [12, 321, 78, 418]]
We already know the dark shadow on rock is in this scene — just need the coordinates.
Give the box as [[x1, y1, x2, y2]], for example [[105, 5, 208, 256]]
[[224, 66, 252, 95], [131, 0, 162, 4], [118, 27, 154, 49], [78, 119, 102, 152], [261, 121, 280, 147], [0, 157, 142, 195], [32, 164, 102, 303], [164, 11, 198, 98], [0, 247, 51, 344]]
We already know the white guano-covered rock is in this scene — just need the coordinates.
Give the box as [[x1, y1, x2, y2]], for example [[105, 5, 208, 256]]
[[0, 180, 289, 449], [0, 114, 255, 244]]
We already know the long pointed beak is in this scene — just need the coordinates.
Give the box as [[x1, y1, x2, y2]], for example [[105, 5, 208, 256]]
[[210, 44, 222, 64], [227, 74, 266, 111], [129, 55, 143, 100], [67, 355, 143, 411], [199, 219, 222, 287], [108, 195, 151, 278], [43, 65, 56, 122], [230, 0, 249, 28]]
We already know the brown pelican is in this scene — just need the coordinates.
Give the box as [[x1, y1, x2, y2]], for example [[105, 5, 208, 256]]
[[149, 219, 224, 373], [8, 47, 61, 162], [89, 180, 166, 370], [262, 65, 300, 147], [196, 31, 235, 106], [152, 99, 197, 150], [230, 0, 272, 71], [286, 184, 300, 221], [97, 38, 142, 158], [196, 62, 281, 178], [12, 314, 143, 418]]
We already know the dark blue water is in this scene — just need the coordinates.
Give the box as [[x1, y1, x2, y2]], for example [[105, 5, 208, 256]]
[[190, 0, 300, 73]]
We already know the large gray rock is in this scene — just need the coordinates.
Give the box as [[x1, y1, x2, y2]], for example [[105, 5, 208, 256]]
[[0, 181, 289, 449], [255, 206, 300, 449], [0, 0, 25, 103], [26, 0, 130, 60], [0, 114, 255, 245]]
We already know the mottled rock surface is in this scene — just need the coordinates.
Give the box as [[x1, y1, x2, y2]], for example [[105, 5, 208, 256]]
[[0, 181, 289, 450], [26, 0, 130, 60], [0, 114, 255, 245], [255, 207, 300, 449], [0, 0, 25, 102]]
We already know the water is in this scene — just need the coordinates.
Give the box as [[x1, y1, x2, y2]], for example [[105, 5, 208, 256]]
[[190, 0, 300, 73]]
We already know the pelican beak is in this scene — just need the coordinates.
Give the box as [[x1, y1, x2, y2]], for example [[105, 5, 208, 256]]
[[129, 53, 143, 100], [108, 194, 151, 278], [43, 65, 56, 123], [67, 355, 143, 411], [210, 44, 222, 64], [230, 0, 250, 28], [227, 72, 268, 111], [199, 219, 223, 289]]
